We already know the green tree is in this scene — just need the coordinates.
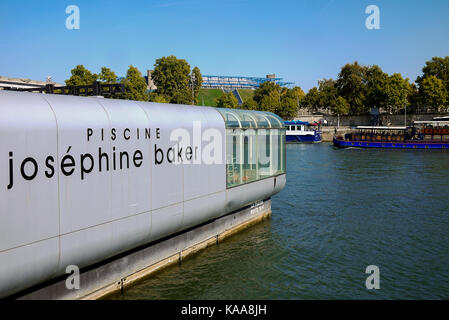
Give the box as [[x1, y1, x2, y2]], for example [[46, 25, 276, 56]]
[[259, 91, 280, 113], [149, 92, 169, 103], [98, 67, 118, 84], [241, 98, 259, 110], [336, 61, 368, 114], [332, 96, 351, 115], [254, 81, 281, 105], [120, 65, 149, 101], [65, 65, 98, 86], [284, 86, 305, 110], [278, 96, 297, 120], [408, 83, 420, 110], [302, 87, 320, 112], [419, 75, 448, 112], [291, 86, 306, 104], [365, 65, 388, 110], [314, 79, 352, 116], [253, 81, 281, 113], [277, 86, 305, 119], [171, 88, 193, 105], [416, 56, 449, 93], [317, 79, 338, 112], [191, 66, 203, 105], [152, 55, 201, 105], [216, 92, 238, 109], [382, 73, 411, 114]]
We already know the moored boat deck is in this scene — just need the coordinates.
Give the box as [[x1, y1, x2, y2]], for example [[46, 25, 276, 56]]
[[333, 137, 449, 149], [333, 122, 449, 150]]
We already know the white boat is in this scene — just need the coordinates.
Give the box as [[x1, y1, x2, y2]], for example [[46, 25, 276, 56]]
[[285, 121, 321, 143]]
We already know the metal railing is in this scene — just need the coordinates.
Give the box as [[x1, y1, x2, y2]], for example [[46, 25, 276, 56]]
[[1, 81, 125, 97]]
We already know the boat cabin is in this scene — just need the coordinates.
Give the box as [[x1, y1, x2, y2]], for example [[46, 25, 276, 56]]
[[344, 126, 412, 142], [413, 121, 449, 141], [285, 121, 314, 134]]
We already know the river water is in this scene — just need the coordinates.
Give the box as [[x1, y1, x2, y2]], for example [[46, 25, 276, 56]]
[[109, 143, 449, 299]]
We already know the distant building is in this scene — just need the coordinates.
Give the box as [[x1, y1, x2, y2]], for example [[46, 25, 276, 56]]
[[0, 75, 62, 90], [201, 74, 293, 90], [143, 70, 293, 91], [145, 70, 157, 91]]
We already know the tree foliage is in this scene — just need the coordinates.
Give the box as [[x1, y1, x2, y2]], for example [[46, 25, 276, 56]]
[[192, 66, 203, 105], [277, 86, 304, 119], [336, 62, 368, 114], [299, 63, 415, 115], [416, 56, 449, 110], [151, 55, 201, 105], [216, 92, 238, 109], [65, 65, 98, 86], [120, 65, 149, 102], [317, 79, 339, 112], [365, 65, 388, 110], [251, 82, 304, 118], [253, 82, 280, 107], [416, 56, 449, 93], [333, 96, 351, 115], [419, 75, 448, 112], [98, 67, 118, 84], [241, 98, 259, 110], [381, 73, 411, 114], [149, 92, 169, 103], [302, 87, 320, 112]]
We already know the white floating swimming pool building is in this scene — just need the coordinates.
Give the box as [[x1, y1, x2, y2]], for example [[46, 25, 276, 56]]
[[0, 91, 286, 299]]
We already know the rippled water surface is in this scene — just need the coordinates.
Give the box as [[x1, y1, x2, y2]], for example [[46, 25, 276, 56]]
[[110, 143, 449, 299]]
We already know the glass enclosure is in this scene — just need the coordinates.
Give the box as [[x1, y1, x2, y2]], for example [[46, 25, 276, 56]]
[[216, 108, 286, 188]]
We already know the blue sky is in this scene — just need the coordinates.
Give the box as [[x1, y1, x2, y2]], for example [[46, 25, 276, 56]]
[[0, 0, 448, 91]]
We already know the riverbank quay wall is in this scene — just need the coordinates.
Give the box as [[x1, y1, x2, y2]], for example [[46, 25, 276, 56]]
[[0, 91, 286, 299], [296, 113, 442, 127], [320, 128, 351, 142], [296, 113, 443, 142]]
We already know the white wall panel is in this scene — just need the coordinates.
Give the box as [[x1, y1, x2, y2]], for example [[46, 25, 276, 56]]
[[225, 177, 275, 214], [182, 191, 226, 230], [110, 213, 152, 253], [0, 92, 59, 251], [59, 223, 113, 272], [41, 95, 111, 234], [0, 238, 59, 298], [91, 98, 152, 220], [136, 102, 185, 210], [149, 203, 183, 243]]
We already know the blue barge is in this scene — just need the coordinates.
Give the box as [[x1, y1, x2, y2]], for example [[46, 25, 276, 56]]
[[333, 122, 449, 149]]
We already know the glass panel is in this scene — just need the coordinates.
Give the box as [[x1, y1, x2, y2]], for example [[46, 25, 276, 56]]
[[282, 130, 286, 173], [216, 108, 285, 129], [226, 129, 243, 187], [265, 112, 284, 128], [258, 128, 271, 179], [243, 129, 258, 183], [253, 112, 271, 128], [273, 129, 283, 175]]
